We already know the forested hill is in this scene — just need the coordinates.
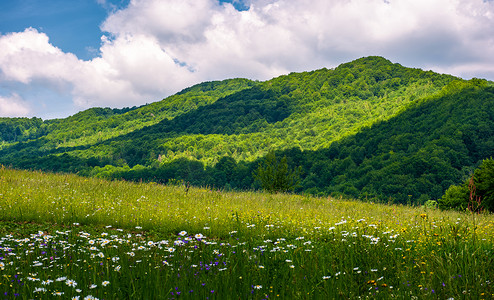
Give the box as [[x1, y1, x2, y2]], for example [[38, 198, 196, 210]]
[[0, 78, 256, 146], [2, 56, 493, 204]]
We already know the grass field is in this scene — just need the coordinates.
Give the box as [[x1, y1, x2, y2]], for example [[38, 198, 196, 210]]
[[1, 167, 493, 299]]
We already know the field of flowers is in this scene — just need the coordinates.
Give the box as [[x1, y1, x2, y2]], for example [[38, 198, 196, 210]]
[[0, 167, 493, 299]]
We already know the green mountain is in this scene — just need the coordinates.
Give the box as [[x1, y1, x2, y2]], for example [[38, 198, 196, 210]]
[[2, 56, 492, 205]]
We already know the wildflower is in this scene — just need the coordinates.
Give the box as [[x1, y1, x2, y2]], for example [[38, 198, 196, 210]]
[[66, 279, 78, 287], [102, 281, 110, 286], [42, 279, 54, 285], [55, 277, 67, 282], [34, 287, 47, 293], [178, 231, 187, 236], [27, 276, 39, 281], [89, 284, 97, 289], [254, 285, 262, 289], [114, 265, 121, 271], [195, 233, 204, 239], [52, 291, 64, 296], [322, 276, 331, 280]]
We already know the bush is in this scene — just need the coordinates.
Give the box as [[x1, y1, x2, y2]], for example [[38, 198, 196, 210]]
[[439, 158, 494, 212], [438, 183, 469, 211]]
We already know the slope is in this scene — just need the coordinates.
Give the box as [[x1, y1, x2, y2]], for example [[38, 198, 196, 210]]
[[289, 79, 494, 203], [6, 56, 457, 170]]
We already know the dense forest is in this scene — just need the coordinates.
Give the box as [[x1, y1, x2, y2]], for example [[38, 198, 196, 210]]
[[1, 56, 493, 208]]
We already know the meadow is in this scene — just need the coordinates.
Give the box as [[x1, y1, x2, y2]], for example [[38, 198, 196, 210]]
[[0, 167, 493, 299]]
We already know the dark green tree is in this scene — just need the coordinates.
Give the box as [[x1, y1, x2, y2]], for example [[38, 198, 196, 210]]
[[439, 158, 494, 212], [253, 151, 300, 193]]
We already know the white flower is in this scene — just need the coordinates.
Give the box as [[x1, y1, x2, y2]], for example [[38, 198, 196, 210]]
[[254, 285, 262, 289], [195, 233, 204, 239], [322, 276, 331, 280], [89, 284, 97, 289], [178, 231, 187, 236], [66, 279, 78, 287], [102, 281, 110, 286], [27, 276, 39, 281]]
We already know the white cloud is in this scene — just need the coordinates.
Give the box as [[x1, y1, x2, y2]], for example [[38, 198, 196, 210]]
[[0, 93, 31, 117], [1, 0, 494, 118]]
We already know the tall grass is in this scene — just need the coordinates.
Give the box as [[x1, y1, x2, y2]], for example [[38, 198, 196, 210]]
[[1, 167, 493, 299]]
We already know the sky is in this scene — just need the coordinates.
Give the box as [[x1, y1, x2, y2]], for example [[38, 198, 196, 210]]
[[0, 0, 493, 119]]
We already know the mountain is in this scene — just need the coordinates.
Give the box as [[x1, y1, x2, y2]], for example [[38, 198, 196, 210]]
[[2, 56, 492, 205]]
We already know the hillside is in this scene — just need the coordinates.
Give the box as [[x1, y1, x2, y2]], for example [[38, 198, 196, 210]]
[[0, 78, 256, 147], [3, 56, 493, 204]]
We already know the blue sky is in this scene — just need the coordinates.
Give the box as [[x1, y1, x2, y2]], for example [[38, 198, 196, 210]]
[[1, 0, 493, 119]]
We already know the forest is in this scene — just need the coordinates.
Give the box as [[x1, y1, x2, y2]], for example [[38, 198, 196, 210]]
[[1, 56, 493, 210]]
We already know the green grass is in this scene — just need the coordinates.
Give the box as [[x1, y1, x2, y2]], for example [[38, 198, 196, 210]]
[[1, 167, 493, 299]]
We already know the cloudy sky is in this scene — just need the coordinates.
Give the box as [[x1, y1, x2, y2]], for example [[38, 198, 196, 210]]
[[1, 0, 493, 119]]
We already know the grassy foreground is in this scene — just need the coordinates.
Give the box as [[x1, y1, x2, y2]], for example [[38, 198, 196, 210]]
[[0, 167, 493, 299]]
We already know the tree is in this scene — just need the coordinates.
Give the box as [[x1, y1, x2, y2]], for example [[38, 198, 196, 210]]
[[253, 151, 300, 193], [439, 158, 494, 212]]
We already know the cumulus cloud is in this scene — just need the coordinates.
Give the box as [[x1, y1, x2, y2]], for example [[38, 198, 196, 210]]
[[0, 93, 31, 117], [0, 0, 493, 118], [100, 0, 494, 80]]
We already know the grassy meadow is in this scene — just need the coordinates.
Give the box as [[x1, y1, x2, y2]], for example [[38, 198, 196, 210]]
[[0, 167, 493, 299]]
